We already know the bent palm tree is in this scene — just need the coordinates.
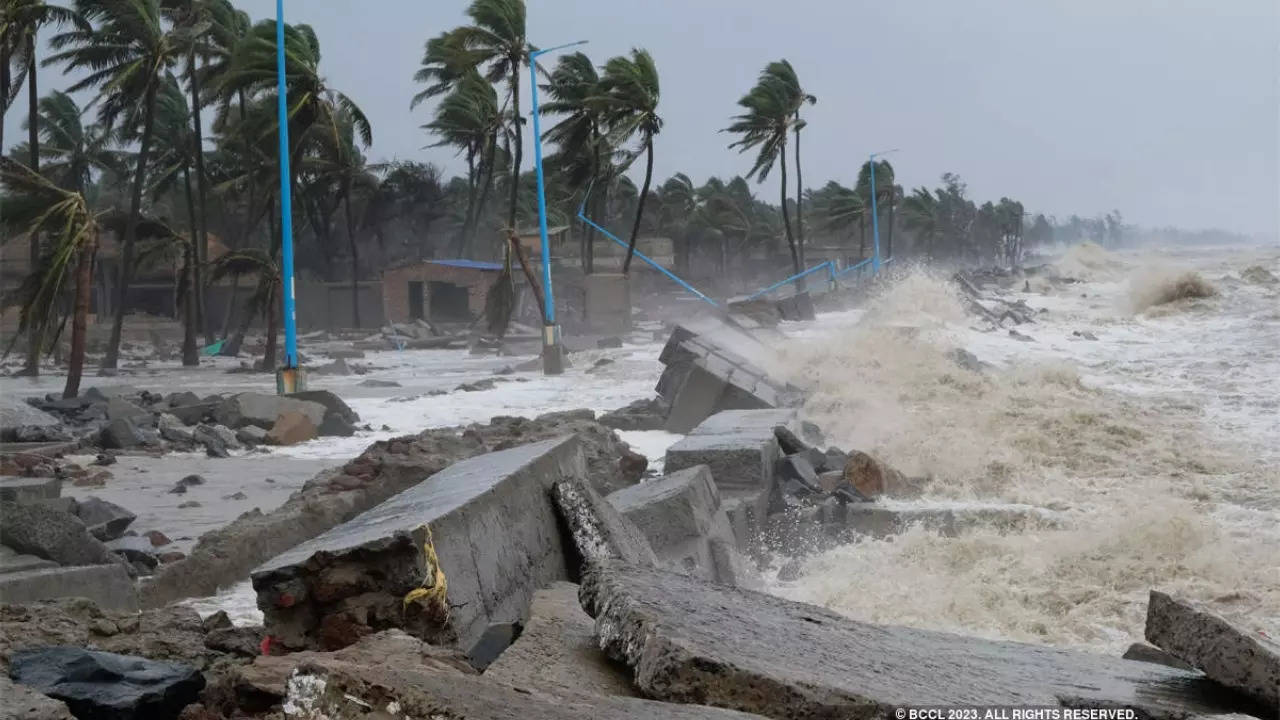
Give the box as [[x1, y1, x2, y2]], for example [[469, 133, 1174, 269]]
[[19, 90, 120, 195], [423, 69, 501, 257], [540, 51, 607, 272], [596, 48, 662, 274], [208, 248, 280, 370]]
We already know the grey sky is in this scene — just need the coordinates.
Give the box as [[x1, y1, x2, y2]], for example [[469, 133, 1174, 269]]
[[6, 0, 1278, 236]]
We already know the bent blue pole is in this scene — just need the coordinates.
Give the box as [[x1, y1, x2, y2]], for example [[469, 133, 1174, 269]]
[[835, 257, 873, 278], [275, 0, 300, 386], [869, 155, 881, 274], [745, 261, 834, 301]]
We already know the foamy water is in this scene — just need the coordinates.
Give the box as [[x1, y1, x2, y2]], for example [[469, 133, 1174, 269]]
[[772, 241, 1280, 653]]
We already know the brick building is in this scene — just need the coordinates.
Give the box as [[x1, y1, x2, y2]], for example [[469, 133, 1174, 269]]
[[381, 259, 509, 325]]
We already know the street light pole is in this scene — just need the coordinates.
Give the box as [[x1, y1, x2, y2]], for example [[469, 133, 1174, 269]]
[[274, 0, 302, 393], [530, 40, 586, 376], [868, 148, 899, 275]]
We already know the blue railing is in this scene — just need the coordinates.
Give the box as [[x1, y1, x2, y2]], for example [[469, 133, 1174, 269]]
[[744, 261, 836, 301]]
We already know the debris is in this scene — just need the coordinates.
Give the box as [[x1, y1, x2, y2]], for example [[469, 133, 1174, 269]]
[[9, 647, 204, 720]]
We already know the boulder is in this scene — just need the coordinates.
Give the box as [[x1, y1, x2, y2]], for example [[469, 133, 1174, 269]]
[[166, 403, 215, 426], [99, 419, 147, 450], [0, 565, 137, 612], [213, 392, 325, 430], [840, 450, 917, 498], [250, 436, 586, 652], [1145, 589, 1280, 709], [74, 497, 136, 541], [264, 411, 317, 446], [105, 397, 150, 423], [316, 413, 355, 438], [9, 647, 204, 720], [0, 395, 61, 430], [190, 425, 229, 458], [599, 397, 669, 432], [234, 425, 268, 445], [208, 424, 241, 450], [550, 477, 657, 573], [0, 477, 62, 505], [106, 536, 159, 569], [580, 562, 1256, 719], [0, 544, 59, 575], [477, 581, 636, 697], [165, 392, 201, 408], [0, 501, 116, 567], [286, 390, 359, 425], [0, 673, 75, 719], [156, 414, 193, 443]]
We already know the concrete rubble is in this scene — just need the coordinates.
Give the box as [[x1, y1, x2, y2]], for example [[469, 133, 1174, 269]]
[[581, 561, 1260, 719], [1145, 590, 1279, 711]]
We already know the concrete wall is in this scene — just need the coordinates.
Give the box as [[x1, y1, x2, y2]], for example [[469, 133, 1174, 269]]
[[382, 264, 495, 325]]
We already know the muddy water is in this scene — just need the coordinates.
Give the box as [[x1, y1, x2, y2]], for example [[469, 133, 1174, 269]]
[[772, 242, 1280, 654]]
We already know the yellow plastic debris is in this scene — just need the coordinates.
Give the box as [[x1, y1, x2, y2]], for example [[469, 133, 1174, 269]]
[[403, 525, 449, 622]]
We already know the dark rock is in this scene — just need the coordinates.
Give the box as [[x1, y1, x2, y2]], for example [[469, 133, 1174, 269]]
[[316, 413, 355, 438], [178, 474, 205, 488], [176, 501, 200, 509], [203, 625, 262, 658], [92, 454, 116, 467], [1008, 328, 1035, 342], [166, 403, 215, 426], [775, 454, 822, 496], [99, 419, 146, 450], [1145, 589, 1280, 709], [1073, 330, 1100, 341], [0, 501, 115, 566], [234, 425, 267, 445], [190, 425, 228, 458], [599, 396, 669, 431], [165, 392, 201, 408], [773, 425, 809, 455], [456, 378, 497, 392], [9, 646, 204, 720], [213, 393, 325, 430], [74, 497, 137, 541], [948, 347, 987, 372], [144, 531, 171, 547], [1123, 642, 1195, 671], [105, 397, 149, 423], [581, 562, 1256, 718], [286, 390, 360, 425], [106, 536, 159, 569]]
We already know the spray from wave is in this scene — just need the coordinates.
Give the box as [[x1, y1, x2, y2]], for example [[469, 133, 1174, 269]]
[[774, 267, 1278, 653], [1049, 241, 1127, 281], [1127, 268, 1217, 313]]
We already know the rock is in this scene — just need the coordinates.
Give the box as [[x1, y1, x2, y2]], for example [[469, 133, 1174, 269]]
[[144, 531, 171, 547], [0, 502, 116, 567], [0, 565, 138, 612], [316, 413, 355, 438], [309, 357, 352, 375], [99, 419, 147, 450], [0, 544, 59, 575], [208, 424, 241, 450], [74, 497, 136, 541], [357, 378, 400, 388], [250, 436, 588, 652], [1073, 330, 1100, 341], [0, 477, 62, 505], [484, 581, 636, 697], [456, 378, 497, 392], [1123, 642, 1195, 671], [165, 391, 201, 408], [213, 392, 326, 430], [190, 425, 228, 458], [840, 450, 917, 498], [772, 425, 809, 455], [166, 403, 215, 426], [178, 474, 204, 488], [286, 390, 359, 426], [581, 562, 1255, 718], [157, 552, 185, 564], [665, 425, 781, 494], [234, 425, 268, 445], [1008, 328, 1035, 342], [105, 396, 150, 422], [106, 536, 159, 569], [597, 336, 624, 349], [774, 454, 823, 498], [157, 414, 194, 443], [83, 386, 140, 403], [1145, 589, 1280, 709], [220, 492, 246, 501], [550, 477, 657, 574], [775, 291, 816, 321], [599, 397, 669, 431], [92, 454, 116, 467], [265, 411, 318, 446], [0, 674, 75, 719], [0, 395, 62, 431], [947, 347, 987, 372], [9, 647, 204, 720], [3, 425, 72, 443], [203, 624, 262, 658]]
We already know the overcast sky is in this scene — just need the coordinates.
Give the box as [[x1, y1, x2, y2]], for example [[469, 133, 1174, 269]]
[[6, 0, 1278, 236]]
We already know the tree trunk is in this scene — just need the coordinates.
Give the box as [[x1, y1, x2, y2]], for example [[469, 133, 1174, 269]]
[[64, 236, 98, 399], [22, 46, 40, 376], [793, 113, 806, 269], [506, 70, 522, 230], [583, 138, 601, 275], [778, 132, 801, 282], [454, 143, 478, 257], [103, 81, 160, 369], [262, 283, 278, 371], [180, 164, 200, 366], [188, 48, 212, 344], [508, 231, 546, 325], [858, 216, 866, 259], [343, 188, 361, 328], [623, 137, 654, 275], [473, 132, 498, 255], [886, 192, 895, 261]]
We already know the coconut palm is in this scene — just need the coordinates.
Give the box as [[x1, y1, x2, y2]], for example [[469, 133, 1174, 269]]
[[423, 69, 502, 257], [17, 90, 120, 196], [759, 60, 815, 267], [46, 0, 180, 370], [656, 172, 696, 272], [855, 159, 896, 262], [725, 68, 802, 276], [812, 180, 866, 256], [207, 247, 280, 370], [594, 49, 661, 274], [901, 186, 941, 257]]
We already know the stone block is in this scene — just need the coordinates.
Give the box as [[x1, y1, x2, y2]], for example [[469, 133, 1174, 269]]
[[585, 273, 632, 335], [580, 562, 1256, 719], [1145, 589, 1280, 709], [0, 564, 138, 611], [0, 395, 61, 430], [607, 466, 722, 553], [665, 432, 780, 493], [99, 418, 147, 450], [251, 436, 584, 653], [550, 476, 657, 573], [0, 476, 61, 504], [484, 581, 636, 698], [664, 365, 729, 434]]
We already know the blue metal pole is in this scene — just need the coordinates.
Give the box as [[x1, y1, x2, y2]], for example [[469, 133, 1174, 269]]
[[577, 211, 718, 307], [275, 0, 299, 382], [869, 154, 881, 275]]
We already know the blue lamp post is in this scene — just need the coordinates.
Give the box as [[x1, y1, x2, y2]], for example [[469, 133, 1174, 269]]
[[274, 0, 302, 393], [868, 147, 899, 275], [529, 40, 586, 375]]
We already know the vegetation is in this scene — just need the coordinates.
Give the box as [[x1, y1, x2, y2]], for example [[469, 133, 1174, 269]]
[[2, 0, 1125, 384]]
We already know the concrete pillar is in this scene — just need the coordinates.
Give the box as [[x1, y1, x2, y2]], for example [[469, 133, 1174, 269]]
[[585, 273, 631, 336]]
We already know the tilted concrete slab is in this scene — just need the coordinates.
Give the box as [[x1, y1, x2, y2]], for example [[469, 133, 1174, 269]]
[[665, 418, 781, 494], [1145, 590, 1279, 710], [252, 436, 583, 652], [0, 476, 61, 504], [484, 581, 636, 698], [580, 562, 1258, 719], [0, 564, 138, 612]]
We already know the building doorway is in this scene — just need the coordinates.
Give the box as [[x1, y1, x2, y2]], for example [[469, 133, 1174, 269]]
[[408, 281, 425, 320], [428, 281, 470, 322]]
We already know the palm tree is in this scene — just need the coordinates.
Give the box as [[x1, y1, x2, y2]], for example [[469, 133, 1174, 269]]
[[901, 186, 941, 258], [4, 0, 87, 375], [856, 159, 895, 262], [725, 68, 801, 276], [540, 51, 607, 272], [46, 0, 179, 370], [812, 180, 865, 256], [1, 157, 97, 397], [207, 247, 280, 370], [596, 48, 662, 274], [657, 172, 696, 273], [18, 90, 120, 196], [423, 69, 502, 257], [759, 60, 815, 268]]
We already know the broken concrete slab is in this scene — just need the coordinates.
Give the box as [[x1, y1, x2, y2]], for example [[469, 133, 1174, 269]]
[[689, 408, 799, 437], [9, 646, 203, 720], [0, 501, 116, 567], [0, 476, 61, 505], [665, 431, 780, 493], [581, 562, 1256, 719], [0, 544, 58, 575], [0, 564, 138, 611], [1145, 590, 1280, 709], [1123, 642, 1195, 671], [213, 392, 326, 430], [484, 581, 635, 697], [251, 436, 585, 652], [550, 477, 657, 573]]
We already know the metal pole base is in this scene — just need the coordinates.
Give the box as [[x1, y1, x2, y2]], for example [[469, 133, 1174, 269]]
[[276, 366, 308, 394], [541, 325, 564, 376]]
